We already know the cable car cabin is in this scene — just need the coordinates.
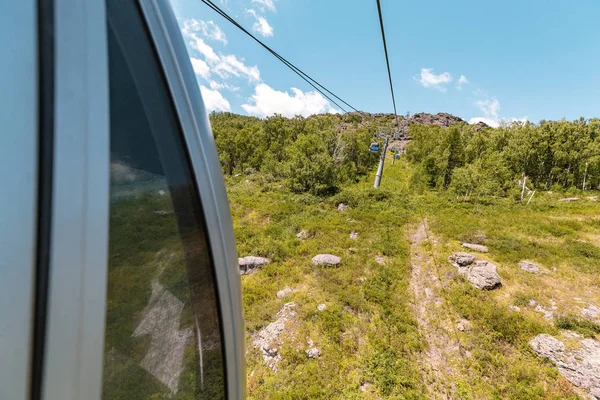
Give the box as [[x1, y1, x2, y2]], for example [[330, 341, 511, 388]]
[[2, 1, 244, 399], [369, 142, 380, 152]]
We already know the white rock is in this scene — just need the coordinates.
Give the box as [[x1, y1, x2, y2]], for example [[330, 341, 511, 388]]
[[296, 230, 309, 240], [312, 254, 341, 266], [457, 260, 501, 290], [581, 304, 600, 320], [350, 231, 358, 240], [337, 203, 348, 211], [461, 243, 489, 253], [509, 305, 521, 312], [238, 256, 270, 275], [306, 347, 321, 358], [530, 334, 600, 397], [317, 303, 326, 311], [449, 252, 476, 267], [276, 287, 296, 299], [252, 303, 296, 371]]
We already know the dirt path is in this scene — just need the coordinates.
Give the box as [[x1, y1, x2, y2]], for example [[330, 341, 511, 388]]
[[409, 220, 463, 399]]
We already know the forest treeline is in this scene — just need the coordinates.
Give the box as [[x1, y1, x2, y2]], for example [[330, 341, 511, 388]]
[[210, 112, 600, 198], [210, 112, 380, 195], [407, 119, 600, 198]]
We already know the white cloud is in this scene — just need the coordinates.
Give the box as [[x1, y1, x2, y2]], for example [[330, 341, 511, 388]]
[[457, 75, 468, 90], [415, 68, 453, 91], [469, 117, 500, 128], [252, 0, 276, 12], [247, 9, 274, 37], [476, 98, 500, 119], [242, 83, 337, 118], [188, 35, 220, 63], [184, 19, 227, 44], [209, 80, 240, 92], [190, 57, 210, 79], [471, 97, 527, 127], [214, 54, 261, 82], [200, 85, 231, 112], [182, 20, 262, 85]]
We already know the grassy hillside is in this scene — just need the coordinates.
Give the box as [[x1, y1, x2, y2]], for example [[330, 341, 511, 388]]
[[222, 113, 600, 399]]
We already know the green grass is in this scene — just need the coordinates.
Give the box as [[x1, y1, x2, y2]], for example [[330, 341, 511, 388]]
[[234, 156, 600, 399]]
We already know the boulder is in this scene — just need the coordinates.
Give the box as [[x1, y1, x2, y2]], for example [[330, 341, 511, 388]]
[[337, 203, 348, 211], [518, 260, 545, 274], [530, 334, 600, 398], [317, 303, 327, 311], [462, 243, 489, 253], [457, 260, 501, 290], [239, 256, 270, 275], [350, 231, 358, 240], [312, 254, 341, 266], [449, 252, 476, 267]]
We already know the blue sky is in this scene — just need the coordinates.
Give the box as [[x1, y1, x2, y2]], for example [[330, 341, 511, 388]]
[[170, 0, 600, 126]]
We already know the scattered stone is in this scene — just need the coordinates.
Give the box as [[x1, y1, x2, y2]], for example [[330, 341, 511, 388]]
[[312, 254, 341, 266], [234, 173, 241, 177], [529, 299, 538, 307], [461, 243, 489, 253], [305, 342, 321, 359], [374, 256, 386, 265], [276, 287, 296, 299], [252, 303, 296, 370], [457, 319, 472, 332], [509, 305, 521, 312], [296, 230, 310, 240], [588, 196, 598, 201], [530, 334, 600, 398], [239, 256, 270, 275], [457, 260, 501, 290], [317, 303, 326, 311], [357, 277, 366, 283], [519, 260, 546, 274], [350, 231, 358, 240], [337, 203, 348, 211], [425, 287, 433, 298], [360, 382, 371, 392], [559, 197, 580, 202], [449, 252, 476, 267], [580, 304, 600, 320], [158, 190, 166, 196], [348, 247, 357, 254]]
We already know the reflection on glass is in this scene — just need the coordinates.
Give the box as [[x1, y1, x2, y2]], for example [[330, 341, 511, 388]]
[[103, 2, 225, 398]]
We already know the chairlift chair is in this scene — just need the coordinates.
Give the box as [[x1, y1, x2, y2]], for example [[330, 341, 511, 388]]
[[369, 142, 380, 152]]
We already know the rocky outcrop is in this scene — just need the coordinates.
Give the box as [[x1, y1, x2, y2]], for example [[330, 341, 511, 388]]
[[252, 302, 296, 371], [530, 334, 600, 399], [458, 260, 502, 290], [449, 252, 476, 267], [450, 252, 501, 290], [519, 260, 547, 274], [239, 256, 270, 275], [462, 243, 489, 253], [312, 254, 341, 266]]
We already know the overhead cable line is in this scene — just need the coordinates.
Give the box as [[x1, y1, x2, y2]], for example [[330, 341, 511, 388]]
[[199, 0, 358, 113], [375, 0, 399, 128]]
